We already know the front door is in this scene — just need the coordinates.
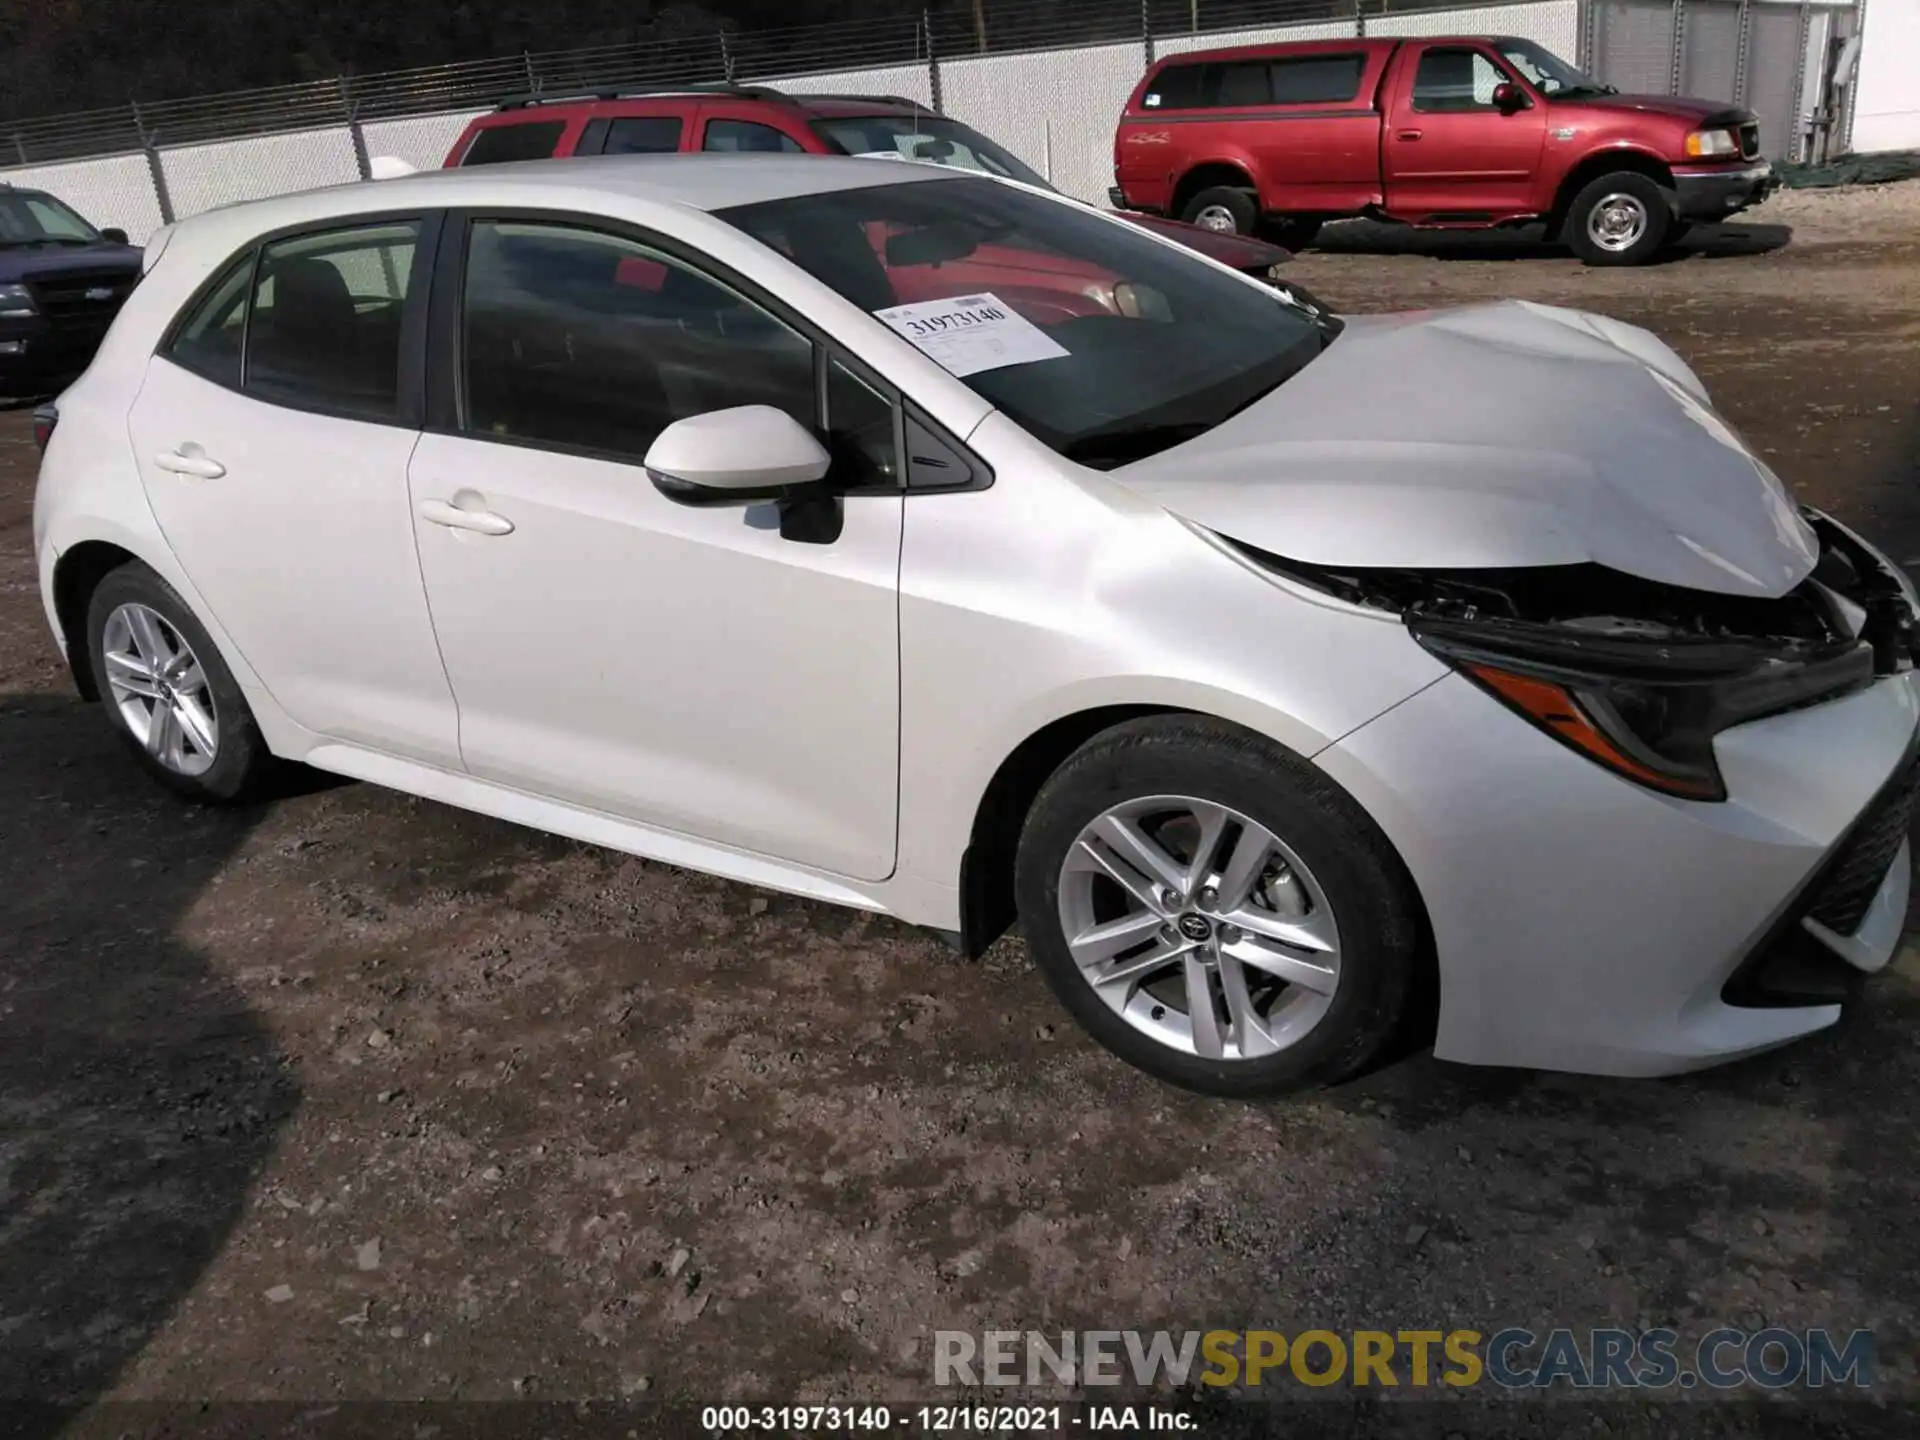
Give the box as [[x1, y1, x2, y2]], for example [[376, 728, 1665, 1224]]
[[1383, 44, 1546, 219], [126, 216, 461, 765], [408, 216, 903, 880]]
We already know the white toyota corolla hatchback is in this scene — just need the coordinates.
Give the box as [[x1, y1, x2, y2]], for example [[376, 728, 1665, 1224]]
[[32, 155, 1919, 1095]]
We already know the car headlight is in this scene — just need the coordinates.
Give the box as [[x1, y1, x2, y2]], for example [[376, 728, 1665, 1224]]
[[1684, 128, 1740, 158], [0, 283, 36, 318], [1410, 615, 1875, 802]]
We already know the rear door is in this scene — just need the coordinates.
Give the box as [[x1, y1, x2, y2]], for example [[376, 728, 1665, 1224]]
[[126, 214, 462, 766], [1381, 42, 1546, 218]]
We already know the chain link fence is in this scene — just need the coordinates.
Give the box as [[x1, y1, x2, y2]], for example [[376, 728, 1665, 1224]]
[[0, 0, 1857, 244]]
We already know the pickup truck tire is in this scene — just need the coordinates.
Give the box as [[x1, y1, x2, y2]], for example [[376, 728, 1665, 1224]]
[[1260, 216, 1322, 251], [1565, 172, 1671, 266], [1180, 186, 1258, 236]]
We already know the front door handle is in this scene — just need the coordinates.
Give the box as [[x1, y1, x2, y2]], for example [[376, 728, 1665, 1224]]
[[1397, 129, 1423, 141], [154, 448, 225, 479], [418, 497, 514, 536]]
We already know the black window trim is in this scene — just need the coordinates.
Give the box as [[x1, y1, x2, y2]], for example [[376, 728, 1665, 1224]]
[[155, 208, 442, 430], [422, 205, 992, 496]]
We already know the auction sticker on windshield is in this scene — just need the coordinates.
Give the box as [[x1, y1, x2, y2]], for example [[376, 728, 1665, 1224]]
[[874, 293, 1068, 378]]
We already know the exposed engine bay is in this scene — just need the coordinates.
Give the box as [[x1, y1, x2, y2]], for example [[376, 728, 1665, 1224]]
[[1234, 507, 1920, 801]]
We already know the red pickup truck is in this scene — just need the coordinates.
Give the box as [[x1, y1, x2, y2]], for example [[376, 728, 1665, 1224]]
[[1112, 35, 1777, 266]]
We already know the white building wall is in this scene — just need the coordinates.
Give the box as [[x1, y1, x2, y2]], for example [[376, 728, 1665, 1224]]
[[1851, 0, 1920, 153]]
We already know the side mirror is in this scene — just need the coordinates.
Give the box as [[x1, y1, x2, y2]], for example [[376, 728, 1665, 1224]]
[[1491, 82, 1528, 115], [101, 227, 129, 245], [645, 405, 832, 507]]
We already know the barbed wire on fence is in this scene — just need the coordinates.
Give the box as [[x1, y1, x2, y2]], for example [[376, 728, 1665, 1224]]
[[0, 0, 1533, 166]]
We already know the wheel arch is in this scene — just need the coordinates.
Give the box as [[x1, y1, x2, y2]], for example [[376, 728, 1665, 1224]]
[[52, 539, 141, 700], [954, 701, 1442, 1058], [1548, 149, 1676, 238], [1171, 160, 1260, 219], [44, 520, 268, 726]]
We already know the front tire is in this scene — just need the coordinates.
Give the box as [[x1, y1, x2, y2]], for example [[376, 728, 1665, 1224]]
[[1565, 171, 1671, 266], [1014, 716, 1423, 1097], [85, 562, 275, 803]]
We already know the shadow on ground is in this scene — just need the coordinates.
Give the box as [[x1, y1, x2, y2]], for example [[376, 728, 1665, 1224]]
[[1309, 219, 1792, 264], [0, 692, 296, 1409]]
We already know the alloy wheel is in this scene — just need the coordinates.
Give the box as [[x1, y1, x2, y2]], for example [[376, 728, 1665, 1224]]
[[1192, 204, 1239, 233], [1055, 794, 1341, 1062], [1587, 192, 1649, 253], [101, 601, 220, 777]]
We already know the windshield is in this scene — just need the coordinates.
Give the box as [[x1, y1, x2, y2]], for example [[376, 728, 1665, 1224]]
[[0, 192, 102, 248], [812, 114, 1053, 190], [719, 175, 1334, 468], [1497, 39, 1615, 97]]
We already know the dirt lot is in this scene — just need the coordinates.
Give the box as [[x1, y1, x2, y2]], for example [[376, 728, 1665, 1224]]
[[4, 183, 1920, 1427]]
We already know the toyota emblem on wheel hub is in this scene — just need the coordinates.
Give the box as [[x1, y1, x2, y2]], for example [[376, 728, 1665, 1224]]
[[1176, 913, 1213, 941]]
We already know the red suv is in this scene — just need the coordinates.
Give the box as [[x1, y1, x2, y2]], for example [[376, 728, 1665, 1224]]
[[444, 85, 1290, 280], [1113, 36, 1776, 265]]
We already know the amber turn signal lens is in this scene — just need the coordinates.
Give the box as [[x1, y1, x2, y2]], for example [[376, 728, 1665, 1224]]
[[1466, 664, 1722, 800]]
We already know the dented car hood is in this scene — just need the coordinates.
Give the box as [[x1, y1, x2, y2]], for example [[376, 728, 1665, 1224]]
[[1111, 300, 1819, 599]]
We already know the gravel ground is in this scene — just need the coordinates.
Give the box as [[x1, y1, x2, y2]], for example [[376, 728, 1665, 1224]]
[[3, 182, 1920, 1431]]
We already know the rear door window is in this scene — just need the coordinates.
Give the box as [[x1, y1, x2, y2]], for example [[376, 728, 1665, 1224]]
[[460, 121, 566, 165], [245, 220, 420, 419], [603, 116, 685, 154]]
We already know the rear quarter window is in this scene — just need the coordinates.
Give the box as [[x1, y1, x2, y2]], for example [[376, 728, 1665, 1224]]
[[460, 120, 567, 165]]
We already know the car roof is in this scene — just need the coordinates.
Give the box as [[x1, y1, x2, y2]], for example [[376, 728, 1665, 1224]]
[[163, 153, 956, 252]]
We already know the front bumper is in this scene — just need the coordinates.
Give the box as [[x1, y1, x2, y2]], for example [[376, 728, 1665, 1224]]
[[1316, 663, 1919, 1078], [1671, 161, 1777, 222]]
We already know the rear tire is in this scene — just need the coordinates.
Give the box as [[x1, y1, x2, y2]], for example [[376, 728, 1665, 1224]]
[[1565, 171, 1671, 266], [85, 562, 275, 803], [1014, 716, 1423, 1098], [1179, 186, 1258, 236]]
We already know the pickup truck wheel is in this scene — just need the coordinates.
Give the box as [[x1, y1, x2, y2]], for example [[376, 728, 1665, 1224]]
[[1567, 172, 1671, 266], [1180, 186, 1258, 236]]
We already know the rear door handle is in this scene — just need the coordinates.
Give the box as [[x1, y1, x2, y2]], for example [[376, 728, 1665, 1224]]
[[153, 448, 225, 479], [418, 498, 514, 536], [1397, 129, 1423, 141]]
